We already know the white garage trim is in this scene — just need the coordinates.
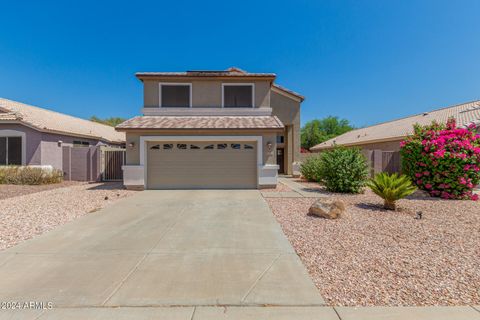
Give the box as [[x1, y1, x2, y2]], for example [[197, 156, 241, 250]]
[[140, 135, 262, 166], [121, 135, 280, 189], [122, 165, 145, 187]]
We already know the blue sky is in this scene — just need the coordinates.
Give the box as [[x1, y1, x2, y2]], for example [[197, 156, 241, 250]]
[[1, 0, 479, 128]]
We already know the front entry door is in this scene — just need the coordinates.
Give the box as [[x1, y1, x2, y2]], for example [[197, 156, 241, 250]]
[[276, 148, 284, 174]]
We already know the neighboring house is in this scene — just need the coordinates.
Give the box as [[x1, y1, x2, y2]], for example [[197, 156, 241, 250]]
[[310, 100, 480, 153], [0, 98, 125, 169], [116, 67, 304, 190]]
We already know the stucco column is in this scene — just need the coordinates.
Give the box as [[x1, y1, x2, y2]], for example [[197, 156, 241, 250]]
[[287, 125, 294, 175]]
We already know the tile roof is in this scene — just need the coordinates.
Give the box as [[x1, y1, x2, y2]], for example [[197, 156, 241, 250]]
[[136, 67, 276, 79], [116, 116, 284, 130], [0, 98, 125, 143], [0, 112, 20, 121], [272, 83, 305, 101], [135, 67, 304, 102], [311, 100, 480, 151]]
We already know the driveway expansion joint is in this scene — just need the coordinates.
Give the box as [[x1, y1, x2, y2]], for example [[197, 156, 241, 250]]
[[102, 205, 189, 306], [189, 306, 197, 320], [241, 253, 282, 302], [101, 253, 150, 306], [332, 306, 343, 320], [33, 309, 46, 320]]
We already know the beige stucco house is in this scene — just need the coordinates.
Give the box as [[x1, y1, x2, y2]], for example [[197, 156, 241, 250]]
[[310, 100, 480, 153], [116, 67, 304, 190]]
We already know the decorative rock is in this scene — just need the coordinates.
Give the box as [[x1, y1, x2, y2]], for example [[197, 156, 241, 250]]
[[308, 198, 345, 219], [411, 189, 431, 198]]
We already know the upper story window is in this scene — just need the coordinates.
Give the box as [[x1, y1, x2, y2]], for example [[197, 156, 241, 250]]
[[160, 83, 191, 108], [222, 84, 254, 108]]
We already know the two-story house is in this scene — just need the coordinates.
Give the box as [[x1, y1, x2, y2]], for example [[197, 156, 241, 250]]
[[116, 67, 303, 190]]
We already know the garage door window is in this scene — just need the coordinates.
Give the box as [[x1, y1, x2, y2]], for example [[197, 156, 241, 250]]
[[151, 142, 255, 152]]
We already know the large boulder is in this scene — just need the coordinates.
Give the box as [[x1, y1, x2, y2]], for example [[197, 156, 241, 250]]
[[308, 198, 345, 219]]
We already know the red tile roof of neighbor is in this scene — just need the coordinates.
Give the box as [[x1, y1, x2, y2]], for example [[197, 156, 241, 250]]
[[311, 100, 480, 151], [0, 98, 125, 143], [116, 116, 284, 130]]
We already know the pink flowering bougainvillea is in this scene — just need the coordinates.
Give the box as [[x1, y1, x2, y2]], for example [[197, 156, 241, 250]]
[[400, 118, 480, 200]]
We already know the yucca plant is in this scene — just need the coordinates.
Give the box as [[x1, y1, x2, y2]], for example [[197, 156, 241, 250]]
[[366, 173, 417, 210]]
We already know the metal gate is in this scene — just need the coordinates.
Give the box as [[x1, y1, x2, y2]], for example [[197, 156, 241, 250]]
[[101, 147, 126, 181]]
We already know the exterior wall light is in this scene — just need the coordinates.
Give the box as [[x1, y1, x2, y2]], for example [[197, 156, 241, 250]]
[[266, 141, 273, 152], [57, 140, 63, 147], [128, 142, 135, 148]]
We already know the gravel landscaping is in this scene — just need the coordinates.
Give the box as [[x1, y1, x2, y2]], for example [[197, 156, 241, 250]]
[[266, 181, 480, 306], [0, 182, 137, 250], [0, 181, 82, 200]]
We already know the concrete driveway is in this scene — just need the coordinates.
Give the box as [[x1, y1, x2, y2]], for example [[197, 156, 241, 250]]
[[0, 190, 332, 319]]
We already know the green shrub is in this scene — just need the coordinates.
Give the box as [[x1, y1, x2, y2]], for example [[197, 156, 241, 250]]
[[316, 147, 369, 193], [300, 156, 322, 181], [0, 166, 63, 185], [366, 173, 417, 210]]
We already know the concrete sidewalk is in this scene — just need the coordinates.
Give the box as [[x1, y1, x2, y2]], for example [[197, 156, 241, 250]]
[[3, 306, 480, 319], [271, 177, 327, 198]]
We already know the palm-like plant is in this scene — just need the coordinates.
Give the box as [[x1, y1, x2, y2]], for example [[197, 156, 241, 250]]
[[366, 173, 417, 210]]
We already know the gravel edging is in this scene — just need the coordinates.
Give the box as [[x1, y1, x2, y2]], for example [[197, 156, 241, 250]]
[[265, 183, 480, 306], [0, 182, 138, 251], [0, 181, 83, 200]]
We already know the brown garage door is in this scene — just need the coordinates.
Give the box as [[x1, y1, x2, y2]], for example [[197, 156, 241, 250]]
[[147, 141, 257, 189]]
